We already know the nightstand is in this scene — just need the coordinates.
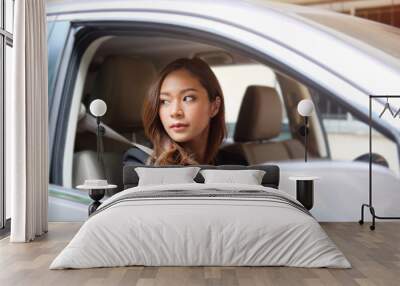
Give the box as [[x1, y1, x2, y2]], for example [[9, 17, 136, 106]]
[[288, 176, 319, 210], [77, 180, 117, 215]]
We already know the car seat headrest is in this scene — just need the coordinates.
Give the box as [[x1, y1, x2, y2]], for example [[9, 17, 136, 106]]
[[234, 85, 283, 142], [91, 56, 157, 130]]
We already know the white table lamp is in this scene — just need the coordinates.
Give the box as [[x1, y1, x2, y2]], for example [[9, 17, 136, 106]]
[[90, 99, 107, 117], [297, 99, 314, 162]]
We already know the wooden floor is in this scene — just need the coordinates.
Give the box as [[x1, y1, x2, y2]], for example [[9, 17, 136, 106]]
[[0, 222, 399, 286]]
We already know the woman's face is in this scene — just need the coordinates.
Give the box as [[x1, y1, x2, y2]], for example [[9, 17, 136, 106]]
[[158, 69, 220, 145]]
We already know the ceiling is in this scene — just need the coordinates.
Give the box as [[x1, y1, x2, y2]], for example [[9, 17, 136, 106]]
[[268, 0, 400, 14]]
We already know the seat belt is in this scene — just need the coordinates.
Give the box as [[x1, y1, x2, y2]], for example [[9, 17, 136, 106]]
[[130, 142, 152, 156], [79, 113, 153, 156], [122, 145, 150, 164], [131, 133, 153, 156]]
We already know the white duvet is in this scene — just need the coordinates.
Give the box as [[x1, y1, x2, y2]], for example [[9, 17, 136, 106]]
[[50, 183, 351, 269]]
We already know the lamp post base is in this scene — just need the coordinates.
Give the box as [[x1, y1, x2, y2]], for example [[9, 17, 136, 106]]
[[88, 189, 105, 216]]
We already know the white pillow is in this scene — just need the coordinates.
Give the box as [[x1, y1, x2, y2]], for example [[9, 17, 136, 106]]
[[200, 169, 266, 185], [135, 167, 201, 186]]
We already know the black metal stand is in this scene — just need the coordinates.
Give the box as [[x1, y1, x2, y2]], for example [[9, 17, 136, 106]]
[[305, 116, 308, 163], [296, 180, 314, 210], [359, 95, 400, 230], [96, 117, 106, 173], [91, 117, 107, 215], [88, 189, 105, 216]]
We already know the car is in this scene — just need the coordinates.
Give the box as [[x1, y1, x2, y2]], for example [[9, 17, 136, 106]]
[[46, 0, 400, 222]]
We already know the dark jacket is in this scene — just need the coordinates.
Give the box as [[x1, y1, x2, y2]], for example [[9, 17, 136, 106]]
[[122, 146, 247, 166]]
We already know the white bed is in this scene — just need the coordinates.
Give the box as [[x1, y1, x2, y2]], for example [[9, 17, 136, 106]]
[[50, 182, 351, 269]]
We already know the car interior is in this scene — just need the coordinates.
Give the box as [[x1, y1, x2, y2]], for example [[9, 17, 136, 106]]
[[71, 35, 327, 195]]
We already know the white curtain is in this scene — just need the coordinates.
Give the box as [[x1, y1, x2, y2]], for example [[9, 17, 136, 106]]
[[7, 0, 48, 242]]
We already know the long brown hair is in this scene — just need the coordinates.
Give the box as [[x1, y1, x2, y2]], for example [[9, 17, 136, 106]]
[[142, 57, 226, 165]]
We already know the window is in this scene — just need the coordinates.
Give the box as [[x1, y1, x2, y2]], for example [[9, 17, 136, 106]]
[[1, 0, 14, 231], [311, 91, 400, 175], [211, 64, 289, 141]]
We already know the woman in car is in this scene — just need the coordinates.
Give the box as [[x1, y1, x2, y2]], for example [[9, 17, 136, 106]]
[[142, 57, 227, 165]]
